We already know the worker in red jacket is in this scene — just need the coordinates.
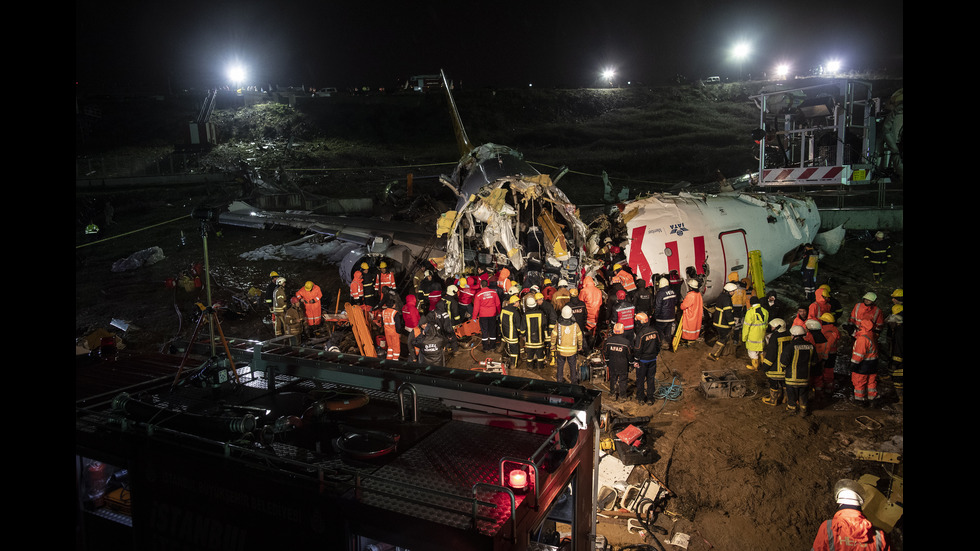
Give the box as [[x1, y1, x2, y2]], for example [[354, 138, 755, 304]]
[[472, 280, 502, 352], [811, 479, 890, 551]]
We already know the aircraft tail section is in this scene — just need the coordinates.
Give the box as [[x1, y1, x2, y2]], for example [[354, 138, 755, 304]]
[[440, 69, 473, 157]]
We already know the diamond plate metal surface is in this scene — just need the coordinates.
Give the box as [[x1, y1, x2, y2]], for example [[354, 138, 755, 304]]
[[359, 420, 548, 535]]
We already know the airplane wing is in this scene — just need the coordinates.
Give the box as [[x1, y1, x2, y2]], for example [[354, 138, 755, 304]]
[[217, 201, 444, 283]]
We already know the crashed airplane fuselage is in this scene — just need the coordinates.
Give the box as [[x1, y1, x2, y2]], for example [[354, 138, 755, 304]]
[[619, 191, 821, 303], [434, 70, 590, 280], [435, 142, 590, 279]]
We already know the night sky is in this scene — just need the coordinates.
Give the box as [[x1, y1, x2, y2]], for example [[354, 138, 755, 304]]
[[76, 1, 903, 92]]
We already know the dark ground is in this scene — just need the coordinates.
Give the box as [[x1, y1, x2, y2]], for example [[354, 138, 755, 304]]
[[76, 81, 903, 551]]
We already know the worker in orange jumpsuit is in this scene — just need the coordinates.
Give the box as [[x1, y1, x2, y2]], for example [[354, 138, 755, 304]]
[[349, 271, 364, 304], [381, 304, 404, 360], [295, 281, 323, 337], [579, 275, 603, 351], [808, 287, 832, 322], [679, 279, 704, 345], [375, 261, 397, 300], [849, 319, 880, 407], [848, 292, 885, 334], [811, 479, 890, 551]]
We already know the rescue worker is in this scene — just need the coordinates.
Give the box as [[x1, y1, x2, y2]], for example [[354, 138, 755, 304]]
[[349, 270, 365, 305], [761, 318, 791, 406], [409, 322, 447, 366], [811, 479, 891, 551], [499, 295, 525, 368], [551, 279, 572, 313], [522, 295, 548, 370], [603, 323, 633, 402], [819, 284, 845, 323], [264, 271, 282, 311], [381, 303, 404, 360], [566, 287, 589, 354], [612, 289, 636, 341], [270, 276, 288, 337], [374, 261, 396, 301], [497, 267, 514, 295], [864, 231, 892, 283], [359, 262, 378, 309], [580, 275, 604, 345], [610, 264, 637, 300], [552, 305, 584, 384], [433, 294, 459, 354], [848, 293, 885, 335], [421, 270, 443, 314], [536, 292, 558, 364], [653, 277, 678, 347], [473, 279, 502, 352], [679, 279, 704, 346], [295, 280, 323, 338], [761, 290, 785, 324], [808, 287, 832, 323], [402, 295, 421, 339], [633, 278, 654, 318], [284, 297, 304, 345], [782, 324, 816, 416], [804, 318, 829, 403], [741, 296, 769, 371], [818, 313, 841, 394], [708, 282, 737, 360], [458, 277, 476, 319], [799, 242, 819, 302], [632, 312, 661, 404], [889, 288, 903, 317], [849, 319, 880, 407], [441, 284, 464, 338]]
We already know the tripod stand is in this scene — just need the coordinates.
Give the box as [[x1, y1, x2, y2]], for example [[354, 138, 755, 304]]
[[171, 214, 240, 391]]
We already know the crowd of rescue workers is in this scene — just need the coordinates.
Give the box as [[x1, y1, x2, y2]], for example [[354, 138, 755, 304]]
[[260, 231, 902, 417]]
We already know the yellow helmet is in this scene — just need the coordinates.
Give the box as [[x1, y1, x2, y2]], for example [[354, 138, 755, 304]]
[[304, 281, 313, 291], [613, 264, 622, 271], [891, 288, 903, 299], [379, 261, 387, 269], [819, 313, 835, 324], [458, 278, 467, 288], [360, 262, 369, 270], [508, 295, 519, 304], [269, 271, 279, 277], [534, 292, 544, 301]]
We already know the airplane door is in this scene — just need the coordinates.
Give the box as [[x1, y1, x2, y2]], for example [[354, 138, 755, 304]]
[[719, 230, 749, 282]]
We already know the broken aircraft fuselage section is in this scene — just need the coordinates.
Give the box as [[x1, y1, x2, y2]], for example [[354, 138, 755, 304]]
[[436, 142, 590, 280]]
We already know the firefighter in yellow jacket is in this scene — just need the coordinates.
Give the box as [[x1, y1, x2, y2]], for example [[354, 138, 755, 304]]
[[741, 296, 769, 370], [551, 305, 584, 384]]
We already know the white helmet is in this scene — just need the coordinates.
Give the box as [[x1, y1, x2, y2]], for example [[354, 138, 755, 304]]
[[790, 325, 806, 336], [561, 305, 573, 319], [525, 295, 537, 309], [688, 279, 699, 289], [804, 319, 821, 331], [275, 277, 286, 286], [833, 479, 865, 507], [769, 318, 786, 332], [446, 285, 458, 296], [659, 278, 669, 288], [723, 282, 737, 292]]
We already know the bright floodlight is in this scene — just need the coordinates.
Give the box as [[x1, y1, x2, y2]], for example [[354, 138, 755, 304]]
[[227, 64, 247, 84], [602, 68, 616, 81], [732, 42, 751, 61], [774, 63, 791, 79], [825, 59, 842, 74]]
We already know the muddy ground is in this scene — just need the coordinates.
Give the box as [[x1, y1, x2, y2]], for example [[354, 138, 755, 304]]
[[75, 193, 903, 551]]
